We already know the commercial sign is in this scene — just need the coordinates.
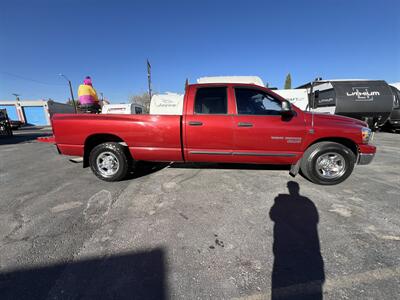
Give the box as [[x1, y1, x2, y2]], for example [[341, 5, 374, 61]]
[[346, 87, 380, 101]]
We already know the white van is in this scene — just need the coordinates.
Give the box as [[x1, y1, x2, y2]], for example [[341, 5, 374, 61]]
[[102, 103, 145, 115]]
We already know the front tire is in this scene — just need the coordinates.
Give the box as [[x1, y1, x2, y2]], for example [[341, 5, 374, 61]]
[[300, 142, 356, 185], [89, 142, 130, 182]]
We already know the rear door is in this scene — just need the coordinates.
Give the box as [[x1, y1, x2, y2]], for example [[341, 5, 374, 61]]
[[184, 86, 236, 162], [232, 86, 306, 164]]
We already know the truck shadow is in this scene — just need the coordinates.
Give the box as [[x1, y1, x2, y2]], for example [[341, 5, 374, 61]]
[[0, 248, 167, 300], [269, 181, 325, 299], [126, 162, 172, 180], [170, 162, 291, 171], [127, 162, 290, 180], [0, 131, 52, 146]]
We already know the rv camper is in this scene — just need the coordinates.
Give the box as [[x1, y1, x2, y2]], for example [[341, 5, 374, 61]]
[[295, 80, 394, 130], [383, 83, 400, 132]]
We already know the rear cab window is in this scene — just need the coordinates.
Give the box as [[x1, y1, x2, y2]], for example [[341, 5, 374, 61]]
[[194, 87, 227, 114]]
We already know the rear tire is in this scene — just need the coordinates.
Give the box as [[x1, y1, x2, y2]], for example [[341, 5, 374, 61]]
[[300, 142, 356, 185], [89, 142, 130, 182]]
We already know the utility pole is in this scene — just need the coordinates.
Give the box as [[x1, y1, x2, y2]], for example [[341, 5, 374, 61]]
[[59, 74, 77, 113], [147, 59, 152, 102]]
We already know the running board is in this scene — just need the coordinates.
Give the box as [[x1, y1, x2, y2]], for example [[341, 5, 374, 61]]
[[69, 157, 83, 163]]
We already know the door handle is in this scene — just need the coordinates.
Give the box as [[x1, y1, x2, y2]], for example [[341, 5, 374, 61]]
[[189, 121, 203, 126], [238, 122, 253, 127]]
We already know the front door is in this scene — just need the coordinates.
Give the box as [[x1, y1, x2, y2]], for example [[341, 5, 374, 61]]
[[184, 86, 236, 163], [232, 87, 306, 164]]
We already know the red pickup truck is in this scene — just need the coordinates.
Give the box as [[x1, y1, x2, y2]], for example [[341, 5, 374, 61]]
[[48, 83, 376, 185]]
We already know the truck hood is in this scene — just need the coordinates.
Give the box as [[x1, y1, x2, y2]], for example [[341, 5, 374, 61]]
[[305, 112, 368, 127]]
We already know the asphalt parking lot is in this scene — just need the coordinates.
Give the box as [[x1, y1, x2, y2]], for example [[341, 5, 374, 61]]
[[0, 128, 399, 299]]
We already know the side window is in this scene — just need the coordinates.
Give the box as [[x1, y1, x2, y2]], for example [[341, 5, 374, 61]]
[[135, 107, 143, 114], [235, 88, 282, 115], [194, 87, 227, 114]]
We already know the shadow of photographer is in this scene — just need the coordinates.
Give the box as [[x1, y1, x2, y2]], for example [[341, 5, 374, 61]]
[[269, 181, 325, 300]]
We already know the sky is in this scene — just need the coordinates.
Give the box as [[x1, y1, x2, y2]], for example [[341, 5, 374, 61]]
[[1, 0, 399, 103]]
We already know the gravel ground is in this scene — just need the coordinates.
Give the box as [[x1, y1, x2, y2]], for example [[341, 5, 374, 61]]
[[0, 130, 399, 299]]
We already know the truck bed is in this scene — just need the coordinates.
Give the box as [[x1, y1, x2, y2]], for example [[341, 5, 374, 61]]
[[52, 114, 183, 161]]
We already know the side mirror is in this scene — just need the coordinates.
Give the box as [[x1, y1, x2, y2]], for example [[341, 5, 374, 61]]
[[281, 100, 294, 119], [314, 90, 320, 99], [281, 100, 292, 112]]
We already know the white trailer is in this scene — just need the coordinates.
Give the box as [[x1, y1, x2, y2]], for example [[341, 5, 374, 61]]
[[102, 103, 145, 115], [149, 92, 184, 115], [273, 89, 309, 111]]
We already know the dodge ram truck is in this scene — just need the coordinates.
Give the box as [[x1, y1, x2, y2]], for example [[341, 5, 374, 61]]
[[45, 83, 376, 185]]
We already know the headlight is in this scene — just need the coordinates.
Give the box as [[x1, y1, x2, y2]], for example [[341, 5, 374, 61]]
[[361, 127, 372, 144]]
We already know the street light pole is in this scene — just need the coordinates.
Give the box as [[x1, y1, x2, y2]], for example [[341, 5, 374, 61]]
[[59, 74, 77, 113], [12, 93, 20, 102]]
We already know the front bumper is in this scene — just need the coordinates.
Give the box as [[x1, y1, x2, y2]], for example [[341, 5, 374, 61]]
[[358, 153, 375, 165], [357, 144, 376, 165]]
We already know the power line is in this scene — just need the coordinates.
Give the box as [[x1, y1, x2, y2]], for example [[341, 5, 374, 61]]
[[0, 71, 64, 86]]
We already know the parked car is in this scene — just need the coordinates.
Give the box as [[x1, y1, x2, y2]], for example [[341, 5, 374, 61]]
[[0, 109, 13, 136], [9, 120, 23, 130], [42, 81, 376, 185]]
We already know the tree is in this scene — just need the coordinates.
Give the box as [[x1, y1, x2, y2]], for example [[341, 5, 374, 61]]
[[284, 73, 292, 89], [128, 92, 151, 113], [66, 98, 80, 106]]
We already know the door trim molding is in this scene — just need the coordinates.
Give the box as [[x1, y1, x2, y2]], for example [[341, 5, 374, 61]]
[[232, 152, 296, 157], [189, 151, 232, 155], [189, 151, 296, 157]]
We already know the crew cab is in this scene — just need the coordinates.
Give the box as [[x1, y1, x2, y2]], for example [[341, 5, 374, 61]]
[[46, 83, 376, 185]]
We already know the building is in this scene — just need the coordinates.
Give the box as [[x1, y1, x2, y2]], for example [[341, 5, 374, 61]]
[[0, 99, 75, 126]]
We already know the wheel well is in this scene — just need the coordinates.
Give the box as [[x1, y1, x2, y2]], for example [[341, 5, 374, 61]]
[[308, 137, 359, 157], [83, 134, 125, 167]]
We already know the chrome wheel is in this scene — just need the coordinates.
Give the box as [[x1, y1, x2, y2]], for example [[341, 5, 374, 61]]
[[96, 151, 120, 178], [315, 152, 346, 179]]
